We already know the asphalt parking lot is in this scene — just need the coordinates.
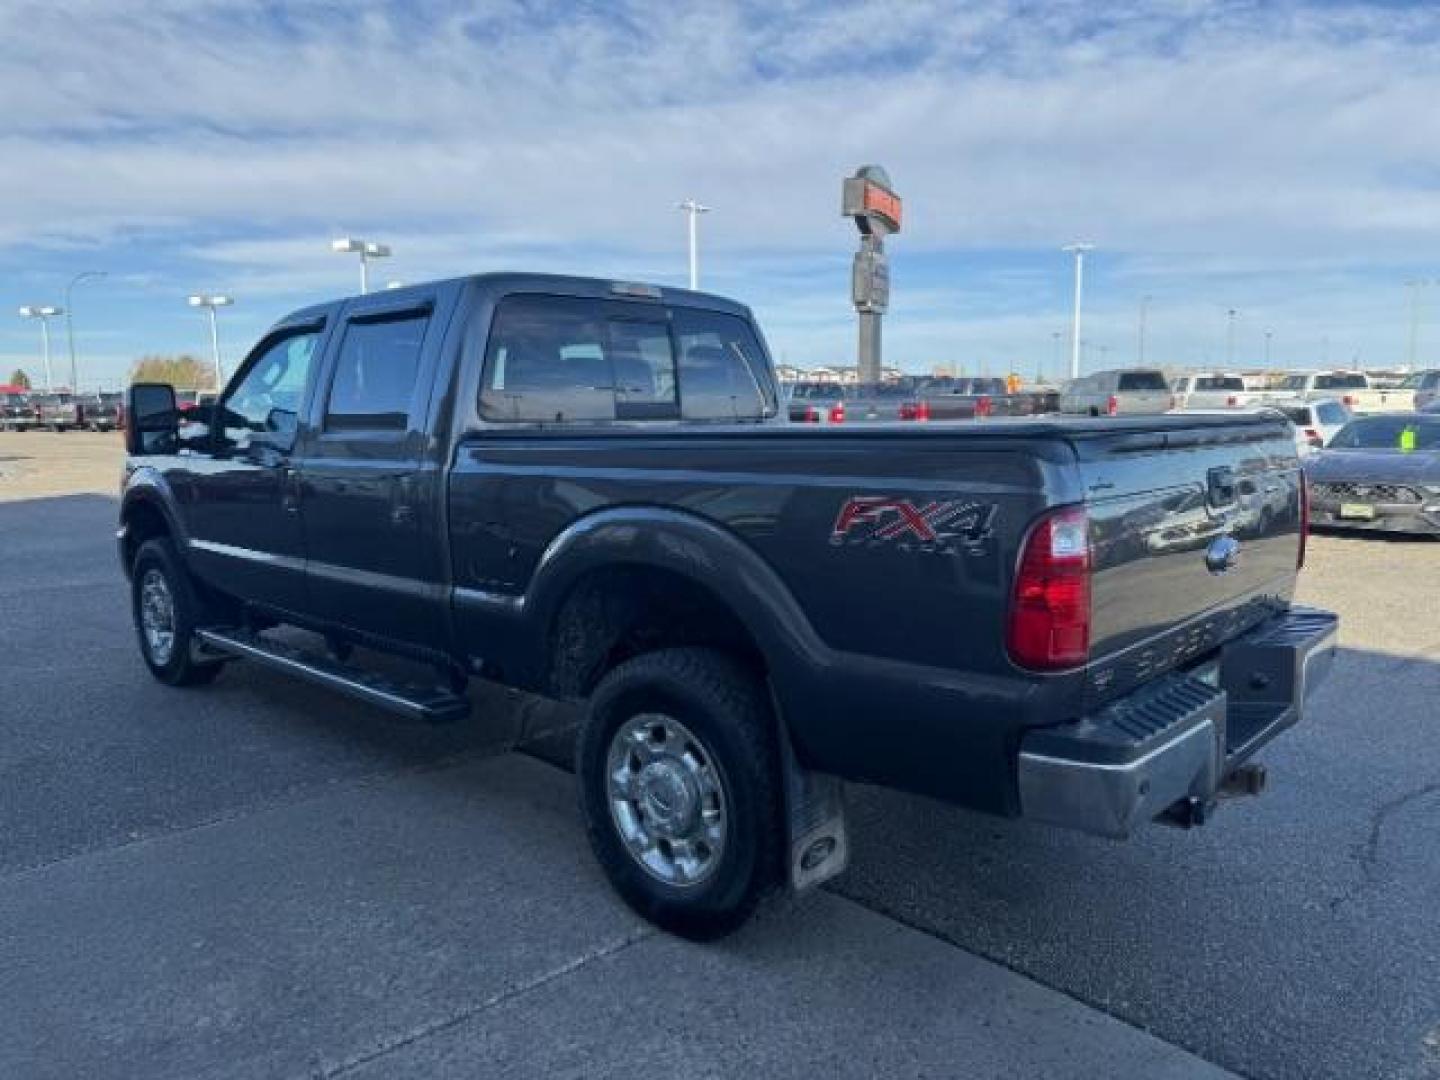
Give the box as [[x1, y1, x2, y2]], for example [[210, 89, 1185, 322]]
[[2, 431, 1437, 1079]]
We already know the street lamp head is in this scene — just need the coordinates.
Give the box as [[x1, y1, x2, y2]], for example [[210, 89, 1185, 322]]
[[22, 305, 63, 318], [19, 305, 36, 317], [677, 199, 712, 214], [362, 242, 391, 258], [1062, 241, 1095, 253], [332, 237, 364, 253], [188, 294, 235, 309]]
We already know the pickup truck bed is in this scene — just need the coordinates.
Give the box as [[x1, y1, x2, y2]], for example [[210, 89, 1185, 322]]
[[118, 272, 1336, 937]]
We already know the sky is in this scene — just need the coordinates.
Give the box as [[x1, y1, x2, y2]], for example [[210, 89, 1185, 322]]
[[3, 0, 1440, 389]]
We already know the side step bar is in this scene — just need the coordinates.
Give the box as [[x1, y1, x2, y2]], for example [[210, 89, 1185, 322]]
[[195, 628, 471, 724]]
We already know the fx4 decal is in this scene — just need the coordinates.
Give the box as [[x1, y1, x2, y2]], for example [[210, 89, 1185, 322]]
[[830, 496, 997, 555]]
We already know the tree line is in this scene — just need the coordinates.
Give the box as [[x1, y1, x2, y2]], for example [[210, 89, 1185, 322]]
[[6, 355, 217, 392]]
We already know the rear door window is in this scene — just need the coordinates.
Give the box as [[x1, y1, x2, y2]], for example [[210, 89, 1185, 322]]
[[674, 308, 774, 421], [1316, 401, 1349, 425], [481, 295, 685, 423], [325, 310, 431, 431]]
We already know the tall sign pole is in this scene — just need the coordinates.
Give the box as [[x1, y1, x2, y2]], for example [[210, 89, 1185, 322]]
[[842, 166, 902, 385]]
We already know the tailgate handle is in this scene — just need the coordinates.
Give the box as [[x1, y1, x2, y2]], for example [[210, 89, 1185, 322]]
[[1207, 466, 1237, 509]]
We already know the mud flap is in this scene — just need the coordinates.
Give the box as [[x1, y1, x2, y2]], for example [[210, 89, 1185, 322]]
[[780, 728, 849, 890]]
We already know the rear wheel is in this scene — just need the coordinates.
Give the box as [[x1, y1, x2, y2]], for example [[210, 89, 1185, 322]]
[[578, 648, 783, 940], [131, 538, 223, 687]]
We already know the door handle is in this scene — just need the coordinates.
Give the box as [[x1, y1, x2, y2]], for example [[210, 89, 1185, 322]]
[[281, 466, 301, 513], [390, 474, 417, 525]]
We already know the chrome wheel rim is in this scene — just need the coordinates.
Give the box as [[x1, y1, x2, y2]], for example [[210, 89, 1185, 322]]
[[606, 713, 727, 888], [139, 568, 176, 665]]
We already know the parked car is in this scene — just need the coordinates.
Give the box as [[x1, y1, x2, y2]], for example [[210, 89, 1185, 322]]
[[786, 381, 847, 423], [904, 376, 1057, 420], [1, 390, 38, 431], [34, 393, 83, 431], [1261, 371, 1412, 414], [118, 272, 1335, 939], [80, 392, 123, 431], [1058, 368, 1174, 416], [1275, 398, 1351, 456], [1397, 369, 1440, 411], [1171, 373, 1254, 410], [1306, 413, 1440, 535]]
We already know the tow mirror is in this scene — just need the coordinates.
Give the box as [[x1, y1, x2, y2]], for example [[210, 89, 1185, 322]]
[[125, 382, 179, 455]]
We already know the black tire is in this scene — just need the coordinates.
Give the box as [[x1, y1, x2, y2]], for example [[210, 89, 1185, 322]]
[[130, 537, 224, 687], [578, 648, 783, 940]]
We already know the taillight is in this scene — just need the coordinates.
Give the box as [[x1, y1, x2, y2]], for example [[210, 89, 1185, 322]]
[[1342, 394, 1355, 408], [803, 405, 819, 423], [975, 395, 993, 418], [1006, 506, 1091, 671], [1106, 394, 1118, 416], [1298, 477, 1309, 569], [828, 402, 845, 424], [1304, 427, 1323, 448], [915, 399, 930, 422], [1226, 395, 1238, 407]]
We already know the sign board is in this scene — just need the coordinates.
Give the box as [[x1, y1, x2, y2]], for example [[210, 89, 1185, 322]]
[[842, 165, 902, 236], [851, 247, 890, 313]]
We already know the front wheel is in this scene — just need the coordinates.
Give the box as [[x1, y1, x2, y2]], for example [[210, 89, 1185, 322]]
[[578, 648, 783, 940], [131, 538, 223, 687]]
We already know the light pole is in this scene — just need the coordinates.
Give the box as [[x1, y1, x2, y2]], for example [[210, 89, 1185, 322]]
[[18, 305, 63, 392], [187, 294, 234, 390], [1138, 294, 1152, 366], [1062, 242, 1093, 379], [1225, 308, 1239, 366], [676, 200, 711, 290], [331, 237, 391, 295], [62, 271, 107, 394]]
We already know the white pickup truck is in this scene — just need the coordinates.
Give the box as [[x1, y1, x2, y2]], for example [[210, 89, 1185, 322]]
[[1172, 373, 1254, 410], [1260, 371, 1413, 414]]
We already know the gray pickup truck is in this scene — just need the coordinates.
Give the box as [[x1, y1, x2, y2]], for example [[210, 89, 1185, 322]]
[[118, 273, 1336, 938]]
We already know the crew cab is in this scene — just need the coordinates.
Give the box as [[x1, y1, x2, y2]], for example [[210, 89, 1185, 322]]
[[1, 390, 37, 431], [118, 273, 1336, 938]]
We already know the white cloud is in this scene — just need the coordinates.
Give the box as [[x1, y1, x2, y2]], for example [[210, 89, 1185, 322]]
[[2, 0, 1440, 375]]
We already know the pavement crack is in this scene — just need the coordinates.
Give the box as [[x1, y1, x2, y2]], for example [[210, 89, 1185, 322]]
[[1329, 781, 1440, 911], [308, 927, 654, 1079]]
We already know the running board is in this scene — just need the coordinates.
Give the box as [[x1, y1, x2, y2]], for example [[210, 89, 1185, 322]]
[[195, 628, 471, 724]]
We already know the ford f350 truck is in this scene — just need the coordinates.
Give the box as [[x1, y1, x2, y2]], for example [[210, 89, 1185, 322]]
[[118, 273, 1336, 938]]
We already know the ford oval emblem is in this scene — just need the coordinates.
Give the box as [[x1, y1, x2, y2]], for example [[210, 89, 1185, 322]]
[[1205, 535, 1241, 574]]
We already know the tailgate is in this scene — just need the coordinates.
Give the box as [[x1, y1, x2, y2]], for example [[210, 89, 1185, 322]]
[[1074, 418, 1302, 707]]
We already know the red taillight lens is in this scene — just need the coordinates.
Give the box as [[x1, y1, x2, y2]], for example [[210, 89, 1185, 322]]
[[1342, 394, 1355, 407], [828, 402, 845, 424], [1298, 477, 1309, 569], [916, 399, 930, 422], [1226, 395, 1238, 407], [975, 395, 993, 418], [803, 405, 819, 423], [899, 402, 916, 421], [1304, 427, 1323, 448], [1006, 506, 1091, 671], [1106, 394, 1118, 416]]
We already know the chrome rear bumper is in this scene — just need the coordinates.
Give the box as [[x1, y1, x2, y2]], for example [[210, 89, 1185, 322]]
[[1017, 606, 1338, 839]]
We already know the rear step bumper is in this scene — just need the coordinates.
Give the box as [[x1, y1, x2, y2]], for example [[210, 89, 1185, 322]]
[[1016, 606, 1338, 839]]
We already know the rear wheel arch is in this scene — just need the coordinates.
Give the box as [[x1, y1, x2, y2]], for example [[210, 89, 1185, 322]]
[[544, 563, 770, 700]]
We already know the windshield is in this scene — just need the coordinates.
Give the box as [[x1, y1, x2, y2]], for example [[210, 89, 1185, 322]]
[[790, 383, 844, 399], [1279, 406, 1312, 424], [1117, 371, 1169, 391], [1195, 376, 1245, 391], [1328, 416, 1440, 451]]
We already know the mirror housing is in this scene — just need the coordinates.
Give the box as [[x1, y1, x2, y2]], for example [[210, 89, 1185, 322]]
[[125, 383, 179, 455]]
